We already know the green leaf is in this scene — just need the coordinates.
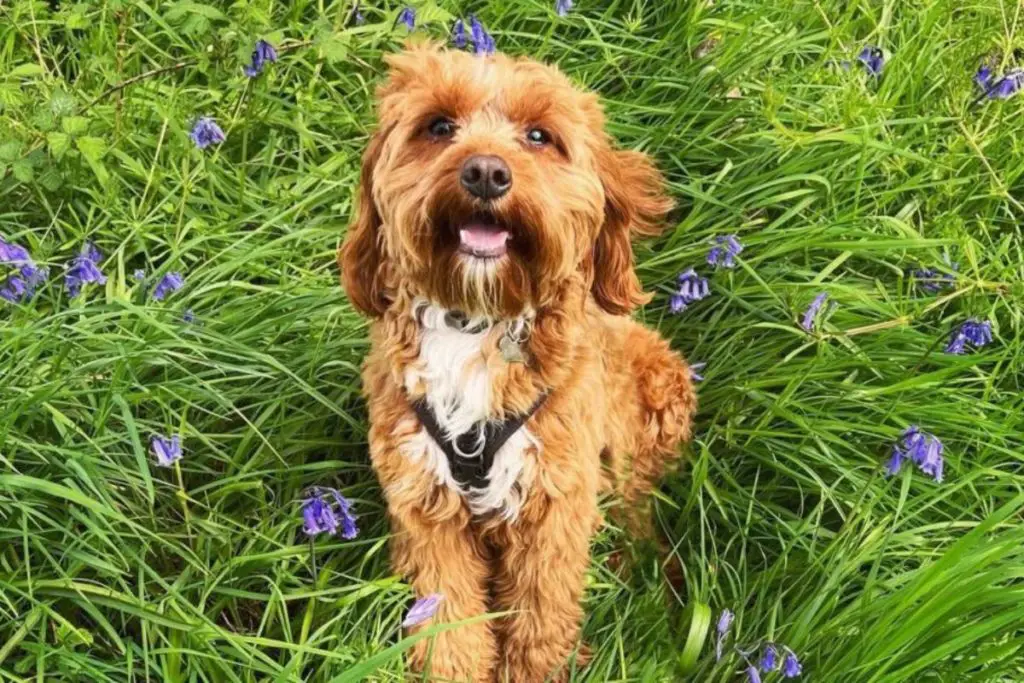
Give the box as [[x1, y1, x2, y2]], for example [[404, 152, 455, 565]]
[[48, 132, 71, 158], [75, 136, 106, 162], [0, 141, 21, 163], [76, 136, 109, 184], [61, 116, 90, 136], [163, 1, 226, 21], [8, 63, 45, 78], [317, 33, 350, 64], [12, 159, 33, 182], [50, 90, 76, 117], [37, 167, 63, 191], [64, 4, 90, 29], [55, 621, 94, 648]]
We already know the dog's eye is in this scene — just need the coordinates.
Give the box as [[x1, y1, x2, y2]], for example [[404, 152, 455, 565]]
[[526, 128, 551, 146], [427, 117, 457, 138]]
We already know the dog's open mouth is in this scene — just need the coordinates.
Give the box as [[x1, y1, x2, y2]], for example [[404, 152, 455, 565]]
[[458, 213, 510, 259]]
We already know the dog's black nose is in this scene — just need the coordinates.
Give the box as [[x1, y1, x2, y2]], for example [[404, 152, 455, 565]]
[[460, 155, 512, 200]]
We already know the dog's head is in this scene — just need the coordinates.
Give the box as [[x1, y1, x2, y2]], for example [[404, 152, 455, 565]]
[[339, 44, 671, 319]]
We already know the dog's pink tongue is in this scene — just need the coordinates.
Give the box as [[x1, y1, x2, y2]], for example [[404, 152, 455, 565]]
[[459, 224, 509, 256]]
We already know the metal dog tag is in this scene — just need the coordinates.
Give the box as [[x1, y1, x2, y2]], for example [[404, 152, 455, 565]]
[[499, 333, 528, 364]]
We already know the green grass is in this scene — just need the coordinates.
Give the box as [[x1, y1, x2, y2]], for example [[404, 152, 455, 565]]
[[1, 0, 1023, 680]]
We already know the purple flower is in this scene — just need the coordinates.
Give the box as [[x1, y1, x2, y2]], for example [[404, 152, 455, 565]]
[[782, 651, 802, 678], [133, 269, 146, 281], [190, 117, 225, 149], [1, 239, 48, 303], [469, 15, 495, 55], [452, 19, 467, 48], [398, 7, 415, 30], [301, 486, 358, 539], [706, 234, 743, 269], [912, 264, 956, 294], [715, 609, 734, 661], [152, 272, 185, 301], [800, 292, 829, 332], [0, 237, 31, 264], [402, 593, 444, 628], [985, 68, 1024, 99], [689, 362, 706, 382], [747, 666, 762, 683], [243, 39, 278, 78], [65, 242, 107, 297], [760, 644, 778, 672], [670, 268, 710, 314], [945, 318, 993, 354], [556, 0, 573, 16], [0, 274, 27, 303], [975, 63, 994, 89], [857, 45, 885, 76], [886, 446, 904, 477], [888, 426, 944, 482], [150, 434, 182, 467]]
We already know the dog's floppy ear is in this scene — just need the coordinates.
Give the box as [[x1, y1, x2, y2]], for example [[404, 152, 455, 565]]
[[591, 147, 673, 315], [338, 123, 394, 317]]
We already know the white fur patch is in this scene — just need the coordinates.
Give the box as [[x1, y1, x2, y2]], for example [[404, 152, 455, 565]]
[[400, 302, 538, 519]]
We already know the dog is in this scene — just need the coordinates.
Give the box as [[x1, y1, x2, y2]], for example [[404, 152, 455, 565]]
[[339, 43, 696, 682]]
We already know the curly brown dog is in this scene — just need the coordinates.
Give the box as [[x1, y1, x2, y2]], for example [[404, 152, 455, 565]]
[[339, 43, 696, 683]]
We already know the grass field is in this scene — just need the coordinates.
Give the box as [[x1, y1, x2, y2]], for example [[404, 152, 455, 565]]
[[2, 0, 1024, 681]]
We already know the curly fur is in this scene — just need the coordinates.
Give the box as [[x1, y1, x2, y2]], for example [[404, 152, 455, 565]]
[[339, 43, 696, 682]]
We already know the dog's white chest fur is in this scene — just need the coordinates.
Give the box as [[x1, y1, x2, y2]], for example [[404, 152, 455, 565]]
[[400, 304, 538, 519]]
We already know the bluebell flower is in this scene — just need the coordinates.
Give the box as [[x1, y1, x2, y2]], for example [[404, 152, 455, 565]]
[[243, 39, 278, 78], [715, 609, 734, 661], [398, 7, 415, 30], [670, 268, 710, 314], [800, 292, 829, 332], [301, 486, 358, 539], [190, 117, 226, 149], [945, 318, 993, 354], [888, 426, 944, 482], [0, 237, 31, 264], [857, 45, 885, 76], [975, 62, 994, 89], [0, 275, 27, 303], [706, 234, 743, 269], [183, 308, 196, 324], [912, 264, 956, 294], [782, 651, 802, 678], [886, 446, 904, 477], [469, 15, 495, 55], [403, 593, 444, 628], [152, 272, 185, 301], [760, 644, 778, 672], [133, 269, 146, 281], [0, 238, 48, 303], [985, 68, 1024, 99], [65, 242, 107, 297], [556, 0, 573, 16], [747, 666, 762, 683], [689, 362, 706, 382], [19, 264, 48, 300], [452, 19, 467, 48], [150, 434, 182, 467]]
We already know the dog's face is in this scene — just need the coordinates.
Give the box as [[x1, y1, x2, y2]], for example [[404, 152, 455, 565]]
[[340, 44, 671, 319]]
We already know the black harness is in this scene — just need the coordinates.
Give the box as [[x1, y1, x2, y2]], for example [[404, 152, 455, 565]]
[[412, 395, 547, 489]]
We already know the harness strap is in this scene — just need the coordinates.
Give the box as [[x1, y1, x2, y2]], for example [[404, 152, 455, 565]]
[[411, 394, 548, 490]]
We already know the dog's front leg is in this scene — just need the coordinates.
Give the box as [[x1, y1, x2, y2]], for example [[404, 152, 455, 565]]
[[389, 502, 497, 682], [494, 492, 599, 683]]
